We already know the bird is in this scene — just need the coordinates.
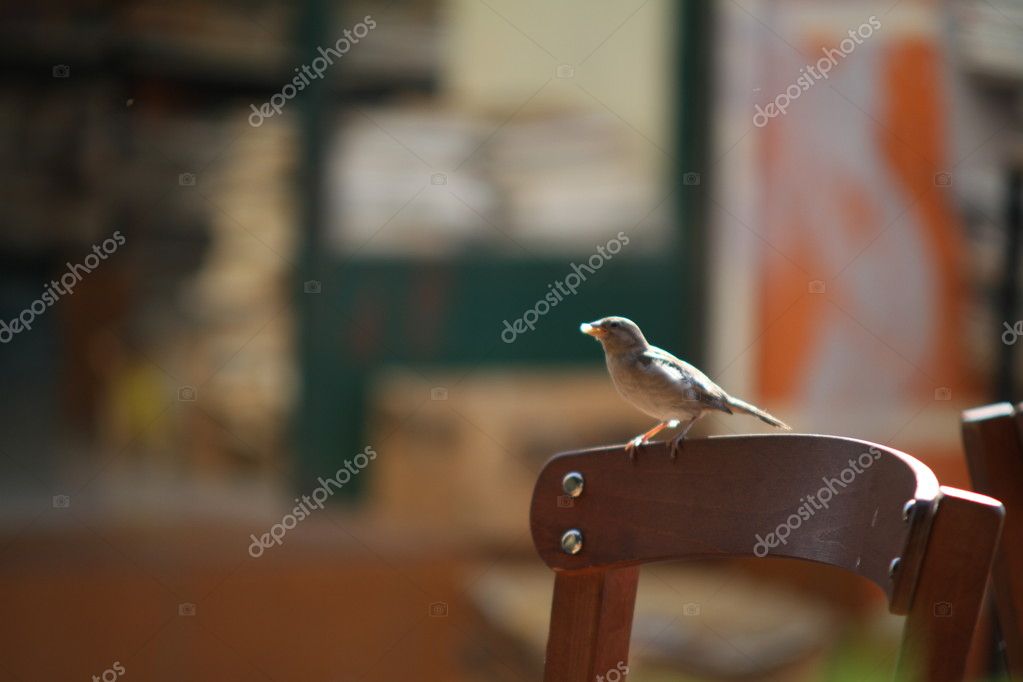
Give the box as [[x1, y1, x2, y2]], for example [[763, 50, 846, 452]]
[[581, 316, 791, 459]]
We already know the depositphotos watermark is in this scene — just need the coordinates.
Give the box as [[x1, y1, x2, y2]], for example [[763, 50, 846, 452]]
[[1, 230, 126, 344], [92, 661, 125, 682], [1003, 321, 1022, 345], [753, 15, 881, 128], [596, 661, 629, 682], [501, 231, 631, 344], [248, 446, 377, 557], [249, 15, 376, 127], [753, 447, 882, 557]]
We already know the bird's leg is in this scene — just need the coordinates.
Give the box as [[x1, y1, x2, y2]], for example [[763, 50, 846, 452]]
[[669, 418, 699, 460], [625, 421, 669, 460]]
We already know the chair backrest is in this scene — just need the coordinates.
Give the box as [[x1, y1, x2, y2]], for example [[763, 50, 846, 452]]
[[961, 403, 1023, 678], [530, 435, 1003, 682]]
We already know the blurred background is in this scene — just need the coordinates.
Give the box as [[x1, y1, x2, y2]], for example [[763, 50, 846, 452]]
[[0, 0, 1020, 680]]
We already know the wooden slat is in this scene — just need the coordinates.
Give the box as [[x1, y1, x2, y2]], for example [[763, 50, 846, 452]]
[[961, 402, 1023, 677], [898, 487, 1004, 682], [542, 567, 639, 682], [530, 434, 938, 602]]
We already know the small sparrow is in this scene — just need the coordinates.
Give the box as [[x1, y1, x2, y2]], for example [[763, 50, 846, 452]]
[[581, 316, 791, 459]]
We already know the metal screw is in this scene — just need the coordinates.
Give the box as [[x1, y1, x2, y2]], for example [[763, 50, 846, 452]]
[[889, 557, 901, 578], [561, 529, 584, 555], [902, 500, 916, 521], [562, 471, 584, 498]]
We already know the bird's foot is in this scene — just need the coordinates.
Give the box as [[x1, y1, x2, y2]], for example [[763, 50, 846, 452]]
[[670, 435, 685, 461], [624, 436, 646, 460]]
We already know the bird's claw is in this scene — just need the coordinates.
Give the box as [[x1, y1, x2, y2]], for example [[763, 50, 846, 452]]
[[625, 436, 645, 460], [670, 437, 684, 461]]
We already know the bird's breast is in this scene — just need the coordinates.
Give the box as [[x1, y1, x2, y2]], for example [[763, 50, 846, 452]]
[[604, 351, 701, 421]]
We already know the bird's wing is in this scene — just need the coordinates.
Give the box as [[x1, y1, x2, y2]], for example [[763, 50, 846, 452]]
[[642, 346, 732, 412]]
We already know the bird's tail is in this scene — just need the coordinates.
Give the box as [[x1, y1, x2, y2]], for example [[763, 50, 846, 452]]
[[726, 396, 791, 430]]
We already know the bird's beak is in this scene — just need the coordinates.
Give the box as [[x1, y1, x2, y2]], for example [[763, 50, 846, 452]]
[[580, 322, 606, 338]]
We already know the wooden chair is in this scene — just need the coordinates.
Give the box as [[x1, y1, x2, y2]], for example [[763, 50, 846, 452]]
[[961, 403, 1023, 678], [530, 434, 1004, 682]]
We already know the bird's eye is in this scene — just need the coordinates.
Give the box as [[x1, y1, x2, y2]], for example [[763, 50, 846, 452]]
[[609, 322, 620, 329]]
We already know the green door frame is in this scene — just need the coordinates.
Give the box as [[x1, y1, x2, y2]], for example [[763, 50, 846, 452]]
[[294, 0, 713, 498]]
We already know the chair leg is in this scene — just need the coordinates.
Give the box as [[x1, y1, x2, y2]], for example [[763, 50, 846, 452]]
[[543, 566, 640, 682], [897, 487, 1004, 682]]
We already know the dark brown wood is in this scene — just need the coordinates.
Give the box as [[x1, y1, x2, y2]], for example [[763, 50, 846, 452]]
[[897, 487, 1004, 682], [531, 434, 938, 605], [961, 402, 1023, 677], [542, 567, 639, 682], [532, 434, 1003, 682]]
